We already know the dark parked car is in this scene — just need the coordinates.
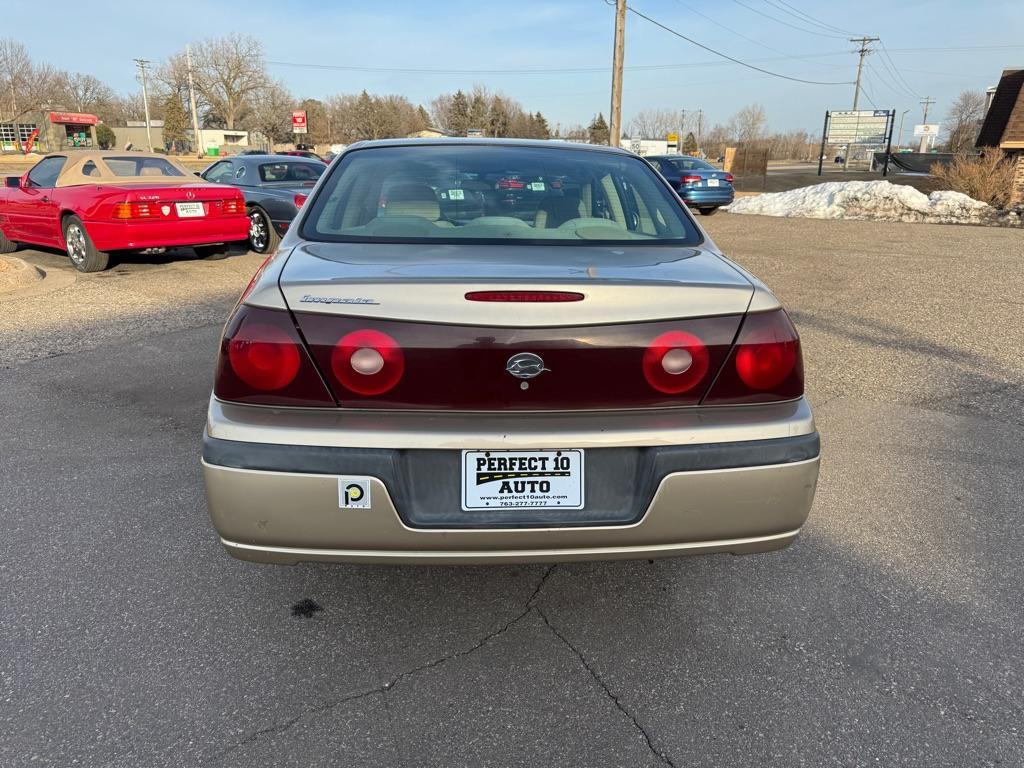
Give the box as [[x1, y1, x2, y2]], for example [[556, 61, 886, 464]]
[[201, 156, 326, 252], [647, 155, 734, 216], [278, 150, 325, 162]]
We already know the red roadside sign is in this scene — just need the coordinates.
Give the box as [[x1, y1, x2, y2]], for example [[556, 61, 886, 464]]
[[292, 110, 308, 133]]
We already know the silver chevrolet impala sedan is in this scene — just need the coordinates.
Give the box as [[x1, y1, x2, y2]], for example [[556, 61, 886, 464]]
[[202, 139, 819, 565]]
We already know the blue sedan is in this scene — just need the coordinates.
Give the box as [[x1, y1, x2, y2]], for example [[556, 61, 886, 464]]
[[647, 155, 734, 216]]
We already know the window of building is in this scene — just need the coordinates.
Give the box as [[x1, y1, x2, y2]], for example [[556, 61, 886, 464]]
[[64, 124, 93, 148], [0, 123, 16, 151]]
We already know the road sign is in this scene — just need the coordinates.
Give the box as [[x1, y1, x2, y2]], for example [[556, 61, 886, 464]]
[[292, 110, 308, 134], [818, 109, 895, 177], [667, 133, 678, 144], [825, 110, 890, 145], [913, 124, 940, 137]]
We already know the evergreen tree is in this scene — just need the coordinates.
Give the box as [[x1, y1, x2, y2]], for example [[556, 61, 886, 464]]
[[415, 105, 431, 131], [532, 111, 550, 139], [681, 131, 699, 155], [162, 94, 189, 152], [449, 90, 470, 136], [95, 123, 116, 149], [487, 97, 511, 138], [588, 113, 609, 145]]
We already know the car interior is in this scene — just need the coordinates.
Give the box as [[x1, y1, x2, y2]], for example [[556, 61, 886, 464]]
[[309, 150, 697, 242]]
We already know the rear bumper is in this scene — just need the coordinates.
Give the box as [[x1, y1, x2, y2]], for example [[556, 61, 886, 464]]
[[85, 216, 250, 251], [202, 397, 820, 564], [678, 188, 735, 205]]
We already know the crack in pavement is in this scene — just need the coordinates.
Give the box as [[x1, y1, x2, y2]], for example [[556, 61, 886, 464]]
[[536, 607, 676, 768], [208, 564, 557, 765]]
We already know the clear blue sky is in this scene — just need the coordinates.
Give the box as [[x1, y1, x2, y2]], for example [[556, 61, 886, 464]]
[[7, 0, 1023, 133]]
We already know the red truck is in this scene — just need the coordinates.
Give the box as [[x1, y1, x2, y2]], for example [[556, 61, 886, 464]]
[[0, 151, 249, 272]]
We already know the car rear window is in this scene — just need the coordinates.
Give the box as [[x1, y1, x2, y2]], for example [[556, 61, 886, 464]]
[[258, 162, 325, 183], [302, 145, 700, 245], [102, 156, 186, 177], [658, 157, 715, 172]]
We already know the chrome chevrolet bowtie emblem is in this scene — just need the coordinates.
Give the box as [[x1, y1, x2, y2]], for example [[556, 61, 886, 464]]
[[506, 352, 549, 380]]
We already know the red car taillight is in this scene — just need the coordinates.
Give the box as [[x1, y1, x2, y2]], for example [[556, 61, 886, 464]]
[[214, 305, 334, 406], [112, 202, 157, 219], [642, 330, 710, 394], [294, 193, 308, 208], [703, 309, 803, 404], [725, 173, 735, 183], [222, 198, 244, 215], [681, 175, 701, 184], [330, 329, 404, 396]]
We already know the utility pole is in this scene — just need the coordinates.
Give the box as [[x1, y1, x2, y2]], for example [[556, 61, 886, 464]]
[[845, 36, 878, 171], [186, 46, 204, 158], [696, 108, 703, 154], [133, 58, 154, 152], [608, 0, 626, 148], [918, 96, 935, 152]]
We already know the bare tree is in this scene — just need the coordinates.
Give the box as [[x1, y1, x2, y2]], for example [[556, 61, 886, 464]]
[[248, 80, 295, 147], [628, 108, 679, 139], [189, 34, 268, 130], [59, 73, 115, 114], [0, 38, 61, 123], [944, 90, 985, 155], [728, 104, 767, 145]]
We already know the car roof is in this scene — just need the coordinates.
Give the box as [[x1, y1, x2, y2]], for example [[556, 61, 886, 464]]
[[48, 151, 203, 188], [341, 137, 633, 157]]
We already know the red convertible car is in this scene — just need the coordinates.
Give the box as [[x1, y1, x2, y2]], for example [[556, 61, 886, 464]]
[[0, 151, 249, 272]]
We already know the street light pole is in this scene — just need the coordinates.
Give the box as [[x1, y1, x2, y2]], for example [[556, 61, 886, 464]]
[[186, 46, 204, 158], [897, 109, 909, 150], [133, 58, 153, 152]]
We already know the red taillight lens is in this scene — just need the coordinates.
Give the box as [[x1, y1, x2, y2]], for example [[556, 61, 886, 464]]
[[642, 330, 710, 394], [681, 175, 701, 184], [465, 291, 584, 302], [222, 198, 244, 215], [229, 324, 300, 391], [214, 305, 333, 406], [724, 173, 734, 183], [294, 193, 308, 208], [112, 202, 156, 219], [704, 309, 803, 404], [330, 329, 404, 396]]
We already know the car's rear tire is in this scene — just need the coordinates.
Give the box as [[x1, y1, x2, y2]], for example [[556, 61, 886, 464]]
[[697, 206, 719, 216], [63, 215, 110, 272], [0, 226, 17, 254], [247, 207, 280, 254], [194, 244, 230, 260]]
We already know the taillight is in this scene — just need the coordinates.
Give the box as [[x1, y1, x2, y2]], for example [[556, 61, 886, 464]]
[[724, 173, 734, 183], [330, 329, 404, 396], [222, 198, 244, 215], [642, 330, 710, 394], [294, 193, 308, 208], [681, 175, 701, 184], [465, 291, 584, 302], [703, 309, 803, 404], [112, 202, 156, 219], [214, 305, 333, 406]]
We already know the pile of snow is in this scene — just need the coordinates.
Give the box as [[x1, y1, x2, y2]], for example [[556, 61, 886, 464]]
[[725, 180, 1020, 226]]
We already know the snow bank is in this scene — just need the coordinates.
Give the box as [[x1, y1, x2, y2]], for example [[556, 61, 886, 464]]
[[725, 180, 1020, 226]]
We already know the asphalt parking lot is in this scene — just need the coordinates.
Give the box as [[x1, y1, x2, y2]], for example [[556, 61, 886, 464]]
[[2, 216, 1022, 767]]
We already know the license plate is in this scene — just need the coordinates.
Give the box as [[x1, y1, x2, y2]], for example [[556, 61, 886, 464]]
[[175, 202, 205, 217], [461, 450, 584, 511], [706, 178, 720, 187]]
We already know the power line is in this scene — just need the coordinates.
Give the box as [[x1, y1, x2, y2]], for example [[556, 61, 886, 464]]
[[729, 0, 848, 39], [267, 50, 851, 76], [671, 0, 849, 69], [624, 4, 853, 85], [877, 40, 919, 98], [872, 48, 918, 100], [769, 0, 855, 35], [866, 62, 909, 101]]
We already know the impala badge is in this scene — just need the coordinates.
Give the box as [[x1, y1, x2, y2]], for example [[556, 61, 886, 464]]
[[506, 352, 549, 380]]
